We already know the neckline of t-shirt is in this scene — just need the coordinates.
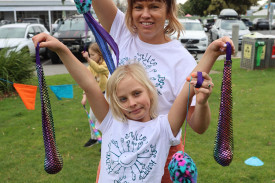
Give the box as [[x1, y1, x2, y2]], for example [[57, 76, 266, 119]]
[[127, 117, 156, 126], [135, 35, 178, 49]]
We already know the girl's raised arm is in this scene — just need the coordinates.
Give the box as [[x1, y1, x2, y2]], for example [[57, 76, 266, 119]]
[[92, 0, 118, 32], [32, 33, 109, 123]]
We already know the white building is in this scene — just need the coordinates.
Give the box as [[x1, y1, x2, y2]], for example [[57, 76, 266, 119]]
[[0, 0, 124, 32], [0, 0, 81, 32]]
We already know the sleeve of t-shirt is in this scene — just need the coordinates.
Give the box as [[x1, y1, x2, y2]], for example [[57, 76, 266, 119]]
[[95, 109, 113, 134], [158, 114, 181, 146], [176, 55, 197, 106], [110, 9, 129, 49]]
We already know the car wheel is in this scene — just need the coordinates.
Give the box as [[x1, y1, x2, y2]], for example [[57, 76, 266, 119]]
[[49, 50, 60, 64]]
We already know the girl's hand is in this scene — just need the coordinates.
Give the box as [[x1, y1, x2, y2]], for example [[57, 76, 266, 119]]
[[187, 72, 214, 105], [207, 36, 235, 58], [81, 51, 89, 60], [32, 33, 64, 53], [81, 94, 87, 106]]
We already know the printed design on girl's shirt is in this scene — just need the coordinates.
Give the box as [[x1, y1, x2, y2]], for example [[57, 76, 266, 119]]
[[118, 53, 166, 96], [105, 131, 158, 182]]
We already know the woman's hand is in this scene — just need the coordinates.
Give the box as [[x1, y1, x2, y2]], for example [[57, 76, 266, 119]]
[[187, 72, 214, 105], [207, 36, 235, 58]]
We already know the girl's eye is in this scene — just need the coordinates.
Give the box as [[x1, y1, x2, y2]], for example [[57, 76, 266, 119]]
[[119, 97, 127, 103], [134, 91, 141, 96]]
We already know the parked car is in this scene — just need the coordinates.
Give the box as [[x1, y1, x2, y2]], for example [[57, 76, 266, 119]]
[[51, 18, 64, 34], [210, 9, 250, 47], [203, 18, 216, 32], [252, 18, 269, 30], [172, 19, 208, 53], [241, 18, 253, 30], [0, 23, 50, 58], [51, 14, 95, 64], [272, 19, 275, 29], [0, 20, 12, 27], [21, 18, 49, 30]]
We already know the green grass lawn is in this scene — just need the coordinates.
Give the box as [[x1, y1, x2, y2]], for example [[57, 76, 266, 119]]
[[0, 59, 274, 182]]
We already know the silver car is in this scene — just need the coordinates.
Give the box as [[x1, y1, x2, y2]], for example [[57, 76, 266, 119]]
[[210, 9, 250, 47], [0, 23, 49, 57], [172, 19, 209, 53]]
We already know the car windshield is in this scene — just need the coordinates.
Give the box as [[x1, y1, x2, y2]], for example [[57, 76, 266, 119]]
[[22, 19, 38, 23], [0, 27, 26, 38], [221, 20, 247, 30], [258, 19, 268, 22], [183, 22, 203, 31], [59, 18, 86, 31]]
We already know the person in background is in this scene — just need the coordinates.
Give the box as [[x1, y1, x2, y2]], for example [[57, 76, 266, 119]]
[[81, 43, 109, 147]]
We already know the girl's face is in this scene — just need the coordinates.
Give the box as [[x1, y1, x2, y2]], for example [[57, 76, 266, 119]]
[[116, 76, 151, 122], [132, 0, 168, 44], [89, 49, 100, 63]]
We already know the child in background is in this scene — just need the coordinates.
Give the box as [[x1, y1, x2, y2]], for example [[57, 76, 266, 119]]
[[81, 43, 109, 147], [33, 33, 214, 182]]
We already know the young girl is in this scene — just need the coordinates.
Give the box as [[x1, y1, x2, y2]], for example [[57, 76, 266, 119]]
[[81, 43, 109, 147], [92, 0, 234, 181], [32, 33, 213, 182]]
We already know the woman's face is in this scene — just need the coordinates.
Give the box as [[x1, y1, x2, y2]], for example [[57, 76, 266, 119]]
[[132, 0, 168, 44]]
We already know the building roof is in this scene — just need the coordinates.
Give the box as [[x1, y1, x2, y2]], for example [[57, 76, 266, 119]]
[[0, 0, 77, 11]]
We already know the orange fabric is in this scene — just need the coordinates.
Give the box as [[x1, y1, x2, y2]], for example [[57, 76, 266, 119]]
[[13, 83, 37, 110], [96, 160, 101, 183], [95, 139, 183, 183]]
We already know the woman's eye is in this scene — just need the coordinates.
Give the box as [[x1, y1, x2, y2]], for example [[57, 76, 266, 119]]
[[134, 5, 142, 10]]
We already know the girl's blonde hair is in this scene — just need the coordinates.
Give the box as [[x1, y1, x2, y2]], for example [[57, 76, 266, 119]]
[[106, 63, 158, 122], [125, 0, 183, 39], [88, 43, 104, 64]]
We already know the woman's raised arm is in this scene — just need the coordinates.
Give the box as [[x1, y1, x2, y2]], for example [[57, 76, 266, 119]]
[[92, 0, 118, 32]]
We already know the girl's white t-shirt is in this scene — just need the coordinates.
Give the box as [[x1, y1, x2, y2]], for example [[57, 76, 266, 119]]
[[110, 9, 197, 115], [96, 110, 181, 182]]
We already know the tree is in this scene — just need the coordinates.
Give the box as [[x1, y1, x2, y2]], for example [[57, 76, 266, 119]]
[[205, 0, 258, 15], [189, 0, 211, 16], [178, 0, 211, 17]]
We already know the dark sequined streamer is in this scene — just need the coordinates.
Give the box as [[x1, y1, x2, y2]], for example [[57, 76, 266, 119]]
[[36, 44, 63, 174], [214, 42, 234, 166]]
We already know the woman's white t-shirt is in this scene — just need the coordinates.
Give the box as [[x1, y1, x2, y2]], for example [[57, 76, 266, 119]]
[[110, 9, 197, 115]]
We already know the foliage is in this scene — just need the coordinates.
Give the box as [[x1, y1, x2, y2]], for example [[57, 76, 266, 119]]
[[0, 59, 274, 182], [179, 0, 259, 16], [206, 0, 258, 15], [0, 48, 35, 96], [188, 0, 211, 16]]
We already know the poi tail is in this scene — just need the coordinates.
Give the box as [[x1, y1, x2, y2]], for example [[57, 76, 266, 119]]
[[168, 74, 198, 183], [213, 42, 234, 166], [83, 105, 102, 143], [36, 43, 63, 174], [74, 0, 119, 74]]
